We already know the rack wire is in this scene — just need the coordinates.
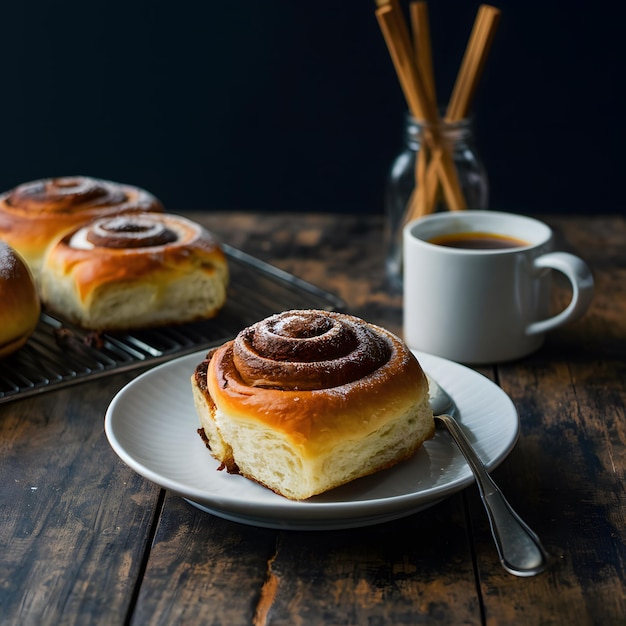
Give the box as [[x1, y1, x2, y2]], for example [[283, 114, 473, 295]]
[[0, 244, 344, 404]]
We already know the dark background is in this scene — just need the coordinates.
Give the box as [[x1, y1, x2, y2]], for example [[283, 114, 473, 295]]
[[1, 1, 621, 215]]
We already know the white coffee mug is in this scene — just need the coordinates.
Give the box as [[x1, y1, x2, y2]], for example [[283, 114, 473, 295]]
[[403, 211, 594, 364]]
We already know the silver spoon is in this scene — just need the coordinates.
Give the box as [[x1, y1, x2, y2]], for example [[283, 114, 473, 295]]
[[428, 375, 549, 576]]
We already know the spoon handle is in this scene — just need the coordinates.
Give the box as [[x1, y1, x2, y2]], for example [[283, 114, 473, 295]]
[[435, 414, 549, 576]]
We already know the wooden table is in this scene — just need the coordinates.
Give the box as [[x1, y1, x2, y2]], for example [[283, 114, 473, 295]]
[[1, 212, 624, 625]]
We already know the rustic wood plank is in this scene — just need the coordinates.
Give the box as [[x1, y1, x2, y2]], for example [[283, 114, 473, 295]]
[[472, 216, 626, 624], [250, 497, 480, 626], [130, 495, 278, 625], [132, 493, 481, 625], [191, 212, 404, 336], [3, 212, 621, 625], [0, 371, 161, 625]]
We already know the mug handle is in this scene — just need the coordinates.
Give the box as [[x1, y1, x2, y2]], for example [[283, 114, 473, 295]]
[[526, 252, 595, 336]]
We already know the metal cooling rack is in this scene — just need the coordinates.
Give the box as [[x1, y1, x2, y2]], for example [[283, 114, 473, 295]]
[[0, 244, 345, 404]]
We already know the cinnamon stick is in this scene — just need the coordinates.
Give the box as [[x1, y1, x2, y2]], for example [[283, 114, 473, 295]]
[[419, 4, 500, 216], [376, 2, 466, 217]]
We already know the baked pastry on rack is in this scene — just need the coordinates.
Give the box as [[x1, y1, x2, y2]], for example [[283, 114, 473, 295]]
[[191, 309, 434, 500], [40, 212, 228, 331], [0, 176, 163, 285], [0, 241, 41, 359]]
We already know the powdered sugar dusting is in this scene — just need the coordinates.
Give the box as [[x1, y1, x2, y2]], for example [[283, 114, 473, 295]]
[[0, 241, 18, 279], [234, 309, 397, 392], [271, 312, 309, 335]]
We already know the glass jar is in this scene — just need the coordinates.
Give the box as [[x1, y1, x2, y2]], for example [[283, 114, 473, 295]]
[[384, 112, 489, 285]]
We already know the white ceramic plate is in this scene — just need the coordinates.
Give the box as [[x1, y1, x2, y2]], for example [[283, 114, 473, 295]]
[[105, 350, 519, 530]]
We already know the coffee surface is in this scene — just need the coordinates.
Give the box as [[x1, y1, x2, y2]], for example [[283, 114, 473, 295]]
[[428, 231, 529, 250]]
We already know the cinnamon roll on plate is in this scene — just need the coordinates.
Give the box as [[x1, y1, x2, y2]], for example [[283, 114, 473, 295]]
[[0, 176, 163, 286], [191, 310, 434, 500], [40, 212, 228, 331]]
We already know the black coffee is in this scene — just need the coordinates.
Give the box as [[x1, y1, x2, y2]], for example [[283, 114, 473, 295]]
[[428, 231, 529, 250]]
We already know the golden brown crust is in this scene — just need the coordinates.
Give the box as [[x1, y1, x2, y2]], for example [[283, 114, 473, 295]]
[[204, 310, 428, 456], [39, 212, 228, 330], [194, 357, 211, 393], [0, 242, 41, 359], [43, 212, 227, 304], [0, 176, 163, 281], [192, 310, 434, 499]]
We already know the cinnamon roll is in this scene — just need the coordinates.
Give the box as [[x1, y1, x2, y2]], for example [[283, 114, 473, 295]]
[[191, 310, 434, 500], [40, 212, 228, 330], [0, 176, 163, 285]]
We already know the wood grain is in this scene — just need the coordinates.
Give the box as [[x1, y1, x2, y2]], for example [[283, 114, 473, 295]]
[[0, 371, 161, 625], [130, 496, 277, 625], [475, 216, 626, 625], [189, 212, 404, 336], [1, 212, 624, 625], [133, 495, 481, 625]]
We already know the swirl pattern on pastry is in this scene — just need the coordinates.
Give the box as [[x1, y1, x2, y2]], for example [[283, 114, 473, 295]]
[[1, 176, 160, 217], [0, 176, 163, 285], [84, 215, 178, 248], [205, 310, 427, 431], [232, 310, 392, 390], [62, 212, 218, 257]]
